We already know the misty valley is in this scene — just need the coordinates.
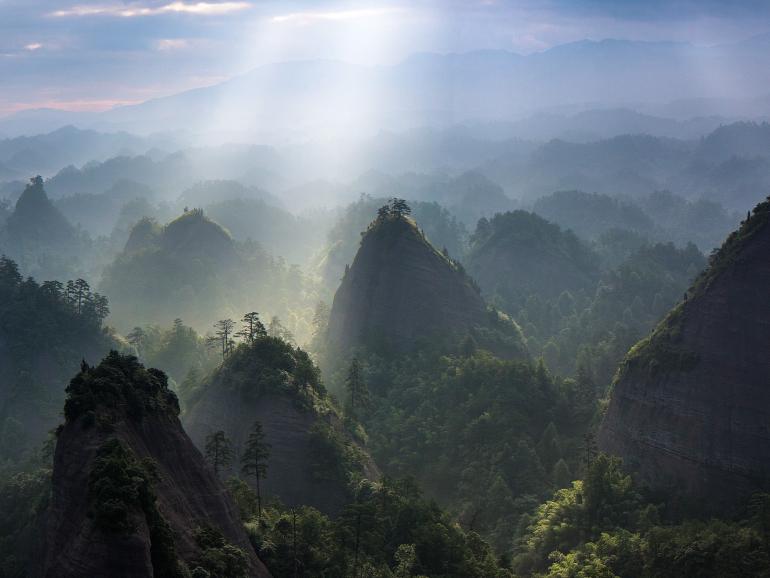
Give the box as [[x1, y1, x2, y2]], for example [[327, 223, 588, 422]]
[[4, 4, 770, 577]]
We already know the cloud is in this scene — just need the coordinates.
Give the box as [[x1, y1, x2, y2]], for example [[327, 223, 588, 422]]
[[270, 8, 399, 25], [24, 43, 43, 51], [157, 38, 191, 50], [50, 1, 252, 19]]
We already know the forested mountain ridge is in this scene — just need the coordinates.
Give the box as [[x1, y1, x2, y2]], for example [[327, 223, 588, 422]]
[[44, 351, 270, 578], [599, 197, 770, 510]]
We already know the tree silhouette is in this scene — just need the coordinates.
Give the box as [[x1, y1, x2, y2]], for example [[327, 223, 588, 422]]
[[241, 420, 271, 519], [345, 358, 369, 417], [65, 279, 91, 314], [236, 311, 266, 344], [389, 198, 411, 218], [205, 430, 232, 477], [207, 319, 236, 361]]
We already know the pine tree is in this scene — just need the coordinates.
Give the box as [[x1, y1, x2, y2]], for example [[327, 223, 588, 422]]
[[241, 420, 271, 519], [206, 319, 235, 361], [345, 358, 369, 418], [236, 311, 266, 344], [389, 198, 411, 218], [205, 430, 232, 477]]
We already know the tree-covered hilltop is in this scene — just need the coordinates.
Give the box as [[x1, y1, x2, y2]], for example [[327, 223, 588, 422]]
[[0, 176, 91, 281], [100, 208, 318, 340], [467, 210, 601, 307], [184, 314, 377, 515], [0, 256, 114, 472], [316, 194, 468, 293]]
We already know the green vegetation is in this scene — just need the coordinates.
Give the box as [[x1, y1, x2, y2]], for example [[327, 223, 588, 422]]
[[513, 240, 705, 384], [188, 325, 327, 410], [0, 255, 113, 470], [325, 345, 594, 552], [237, 478, 511, 578], [690, 197, 770, 297], [241, 420, 270, 519], [0, 469, 50, 578], [191, 526, 250, 578], [205, 430, 233, 477], [64, 350, 180, 424], [613, 198, 770, 385], [127, 317, 216, 390], [100, 208, 318, 341], [88, 438, 184, 576], [468, 210, 601, 306], [512, 454, 770, 578]]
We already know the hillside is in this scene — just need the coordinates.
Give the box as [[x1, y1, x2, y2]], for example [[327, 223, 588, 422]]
[[468, 211, 601, 310], [0, 257, 113, 471], [100, 209, 312, 335], [599, 198, 770, 510], [326, 201, 524, 356], [43, 351, 270, 577], [184, 335, 378, 515], [0, 176, 87, 280]]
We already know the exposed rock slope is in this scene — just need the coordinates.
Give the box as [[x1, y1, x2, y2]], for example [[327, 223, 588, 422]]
[[599, 199, 770, 510], [184, 338, 378, 515], [327, 210, 524, 355], [43, 351, 270, 577]]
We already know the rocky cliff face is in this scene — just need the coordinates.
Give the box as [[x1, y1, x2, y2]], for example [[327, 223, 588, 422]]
[[184, 340, 378, 515], [43, 351, 270, 578], [599, 199, 770, 510], [327, 213, 515, 354]]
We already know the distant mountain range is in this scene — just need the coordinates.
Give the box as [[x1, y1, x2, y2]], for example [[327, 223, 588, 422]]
[[3, 37, 770, 139]]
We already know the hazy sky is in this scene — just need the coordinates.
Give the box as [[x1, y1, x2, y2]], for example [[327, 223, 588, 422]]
[[2, 0, 770, 116]]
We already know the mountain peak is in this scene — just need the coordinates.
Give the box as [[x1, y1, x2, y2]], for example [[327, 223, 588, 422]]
[[44, 351, 270, 577], [5, 176, 77, 246], [327, 201, 520, 355]]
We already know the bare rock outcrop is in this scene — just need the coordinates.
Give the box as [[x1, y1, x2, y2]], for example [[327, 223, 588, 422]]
[[599, 199, 770, 510], [327, 212, 525, 356], [42, 351, 270, 577]]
